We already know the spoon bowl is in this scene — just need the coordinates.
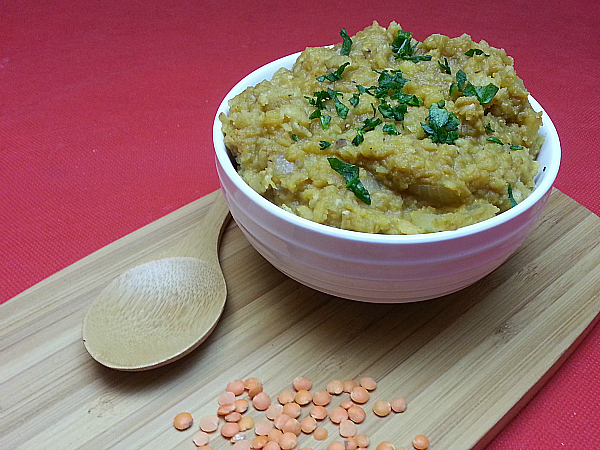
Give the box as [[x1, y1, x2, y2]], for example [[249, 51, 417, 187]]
[[82, 193, 230, 371]]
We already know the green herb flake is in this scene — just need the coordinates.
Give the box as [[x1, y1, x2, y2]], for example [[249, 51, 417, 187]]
[[487, 137, 504, 145], [510, 144, 524, 150], [438, 58, 451, 74], [378, 99, 407, 121], [349, 93, 361, 107], [508, 184, 518, 208], [291, 133, 298, 141], [391, 29, 431, 62], [485, 123, 495, 133], [352, 129, 364, 146], [316, 62, 350, 83], [421, 101, 460, 144], [327, 88, 349, 119], [462, 82, 499, 104], [327, 157, 371, 204], [319, 140, 331, 149], [340, 28, 352, 56], [465, 48, 489, 57], [383, 123, 399, 135]]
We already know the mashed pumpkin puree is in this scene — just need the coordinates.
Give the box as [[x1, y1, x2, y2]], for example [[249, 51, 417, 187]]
[[220, 22, 543, 234]]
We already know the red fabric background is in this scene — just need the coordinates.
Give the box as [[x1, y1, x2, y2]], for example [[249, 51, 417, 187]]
[[2, 0, 599, 448]]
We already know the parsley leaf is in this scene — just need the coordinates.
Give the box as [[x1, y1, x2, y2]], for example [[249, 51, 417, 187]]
[[465, 48, 489, 57], [292, 133, 298, 141], [368, 70, 410, 98], [450, 69, 468, 95], [383, 123, 399, 135], [319, 140, 331, 149], [508, 184, 518, 208], [349, 93, 361, 107], [327, 157, 371, 204], [393, 92, 423, 106], [438, 58, 451, 74], [462, 82, 499, 104], [327, 88, 349, 119], [421, 101, 460, 144], [352, 129, 364, 146], [510, 144, 524, 150], [316, 62, 350, 83], [309, 109, 331, 129], [485, 123, 495, 132], [340, 28, 352, 56], [487, 137, 504, 145], [391, 29, 432, 62], [378, 99, 407, 121]]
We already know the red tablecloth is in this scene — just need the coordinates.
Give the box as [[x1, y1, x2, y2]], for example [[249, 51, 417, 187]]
[[2, 1, 599, 448]]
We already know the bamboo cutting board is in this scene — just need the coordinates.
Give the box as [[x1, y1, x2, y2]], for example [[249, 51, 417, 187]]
[[2, 189, 600, 450]]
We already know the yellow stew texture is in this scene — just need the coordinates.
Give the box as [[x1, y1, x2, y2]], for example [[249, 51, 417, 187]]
[[221, 21, 543, 234]]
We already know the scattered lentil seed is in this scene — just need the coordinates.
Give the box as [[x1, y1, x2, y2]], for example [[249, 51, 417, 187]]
[[192, 430, 210, 446], [282, 402, 302, 419], [295, 390, 313, 405], [339, 419, 357, 438], [218, 403, 236, 416], [343, 380, 358, 393], [282, 418, 302, 436], [252, 435, 269, 449], [173, 412, 193, 431], [269, 428, 284, 443], [312, 390, 332, 406], [329, 406, 349, 424], [227, 380, 246, 396], [280, 432, 298, 450], [239, 415, 255, 432], [274, 414, 292, 430], [196, 446, 213, 450], [235, 398, 250, 413], [245, 378, 262, 391], [355, 434, 369, 448], [327, 441, 346, 450], [373, 400, 391, 417], [344, 437, 358, 450], [278, 390, 296, 405], [347, 405, 366, 424], [253, 391, 272, 411], [309, 405, 328, 420], [221, 422, 240, 438], [326, 379, 344, 395], [412, 435, 429, 450], [199, 415, 220, 433], [375, 441, 394, 450], [248, 384, 264, 398], [313, 427, 329, 441], [266, 404, 284, 420], [226, 411, 243, 422], [300, 416, 317, 434], [293, 376, 312, 391], [390, 397, 407, 413], [254, 420, 275, 436], [219, 391, 236, 406], [340, 400, 355, 410], [358, 377, 377, 391], [350, 386, 369, 404], [264, 441, 281, 450]]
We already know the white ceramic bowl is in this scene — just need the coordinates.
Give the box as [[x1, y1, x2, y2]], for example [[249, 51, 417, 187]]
[[213, 51, 561, 303]]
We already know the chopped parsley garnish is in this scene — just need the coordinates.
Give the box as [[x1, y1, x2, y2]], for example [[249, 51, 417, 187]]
[[485, 123, 495, 132], [391, 29, 432, 62], [383, 123, 399, 135], [421, 101, 460, 144], [292, 133, 298, 141], [327, 157, 371, 204], [309, 108, 331, 129], [340, 28, 352, 56], [450, 69, 498, 104], [486, 137, 525, 150], [319, 140, 331, 149], [367, 70, 410, 98], [465, 48, 489, 57], [349, 93, 361, 107], [508, 184, 518, 208], [316, 62, 350, 82], [378, 99, 407, 121], [352, 130, 364, 146], [438, 57, 451, 74], [393, 92, 423, 106], [462, 82, 499, 104], [328, 88, 349, 119]]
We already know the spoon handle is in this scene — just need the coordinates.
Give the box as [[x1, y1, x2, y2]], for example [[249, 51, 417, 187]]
[[172, 191, 231, 260]]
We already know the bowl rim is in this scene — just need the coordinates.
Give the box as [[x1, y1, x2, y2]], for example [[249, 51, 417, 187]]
[[213, 51, 561, 244]]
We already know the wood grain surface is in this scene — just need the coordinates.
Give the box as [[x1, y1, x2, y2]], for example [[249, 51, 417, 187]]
[[1, 189, 600, 450]]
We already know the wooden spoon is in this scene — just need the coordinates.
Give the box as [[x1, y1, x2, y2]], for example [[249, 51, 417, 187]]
[[82, 193, 231, 371]]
